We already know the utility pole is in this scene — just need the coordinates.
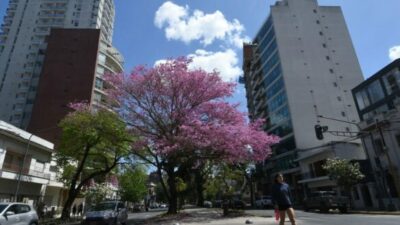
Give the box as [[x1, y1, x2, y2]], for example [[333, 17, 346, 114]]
[[14, 133, 34, 201], [376, 120, 400, 211], [317, 115, 386, 210]]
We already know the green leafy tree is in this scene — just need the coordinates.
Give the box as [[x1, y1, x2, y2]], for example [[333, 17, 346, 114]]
[[323, 158, 365, 205], [57, 104, 132, 219], [83, 183, 115, 206], [119, 166, 148, 203]]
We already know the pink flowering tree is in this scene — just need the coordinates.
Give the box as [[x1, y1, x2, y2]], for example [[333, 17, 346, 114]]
[[106, 58, 279, 214]]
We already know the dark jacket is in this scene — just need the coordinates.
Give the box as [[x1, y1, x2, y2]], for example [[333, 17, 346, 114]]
[[271, 182, 293, 206]]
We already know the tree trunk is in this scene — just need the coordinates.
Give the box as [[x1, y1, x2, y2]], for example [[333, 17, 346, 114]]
[[346, 186, 353, 209], [244, 174, 254, 208], [166, 166, 178, 214], [195, 170, 204, 207], [61, 188, 79, 220]]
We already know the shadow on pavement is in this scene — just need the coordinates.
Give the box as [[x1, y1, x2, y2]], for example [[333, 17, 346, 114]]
[[128, 208, 249, 225]]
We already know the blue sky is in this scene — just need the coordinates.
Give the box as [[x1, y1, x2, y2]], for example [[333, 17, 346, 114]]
[[1, 0, 399, 112]]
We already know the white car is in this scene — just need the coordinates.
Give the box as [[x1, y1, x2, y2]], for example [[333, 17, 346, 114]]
[[0, 202, 39, 225], [255, 196, 273, 209], [83, 201, 128, 225]]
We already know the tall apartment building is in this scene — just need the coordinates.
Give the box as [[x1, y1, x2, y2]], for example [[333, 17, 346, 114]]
[[0, 0, 116, 129], [27, 28, 123, 144], [243, 0, 366, 203]]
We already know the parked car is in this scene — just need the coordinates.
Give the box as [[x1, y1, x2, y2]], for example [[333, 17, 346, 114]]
[[0, 202, 39, 225], [203, 201, 212, 208], [303, 191, 349, 213], [232, 199, 246, 209], [83, 201, 128, 225], [255, 195, 273, 209], [213, 200, 222, 208]]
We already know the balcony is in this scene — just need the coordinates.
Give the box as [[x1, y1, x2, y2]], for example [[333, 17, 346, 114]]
[[1, 162, 51, 180], [39, 12, 65, 19], [40, 4, 67, 11], [298, 172, 329, 184], [2, 162, 29, 175], [3, 15, 13, 22], [29, 170, 51, 180], [1, 21, 12, 29]]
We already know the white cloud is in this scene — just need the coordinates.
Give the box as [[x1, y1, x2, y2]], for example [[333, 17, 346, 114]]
[[154, 1, 249, 48], [154, 49, 242, 82], [389, 46, 400, 61], [188, 49, 242, 82]]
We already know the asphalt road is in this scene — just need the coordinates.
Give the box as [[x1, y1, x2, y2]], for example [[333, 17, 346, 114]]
[[126, 208, 400, 225], [249, 209, 400, 225]]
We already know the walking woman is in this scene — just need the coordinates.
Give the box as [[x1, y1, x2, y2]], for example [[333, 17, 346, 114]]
[[272, 173, 297, 225]]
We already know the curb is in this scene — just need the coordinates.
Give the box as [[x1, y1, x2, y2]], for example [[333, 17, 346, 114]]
[[349, 211, 400, 216]]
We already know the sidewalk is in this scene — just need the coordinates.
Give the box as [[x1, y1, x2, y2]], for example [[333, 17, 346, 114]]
[[182, 216, 275, 225], [141, 208, 276, 225], [349, 210, 400, 216]]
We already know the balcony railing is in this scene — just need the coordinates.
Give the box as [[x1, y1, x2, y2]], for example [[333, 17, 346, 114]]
[[1, 162, 30, 174], [29, 170, 51, 180], [1, 163, 51, 180], [301, 172, 329, 180]]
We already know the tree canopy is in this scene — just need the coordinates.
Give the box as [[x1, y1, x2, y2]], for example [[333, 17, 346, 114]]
[[106, 58, 279, 214], [56, 105, 132, 219]]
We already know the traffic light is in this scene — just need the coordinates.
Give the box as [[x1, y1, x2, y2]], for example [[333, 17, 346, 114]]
[[314, 125, 328, 140]]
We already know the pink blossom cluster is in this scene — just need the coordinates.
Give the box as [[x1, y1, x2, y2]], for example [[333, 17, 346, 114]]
[[106, 58, 279, 163]]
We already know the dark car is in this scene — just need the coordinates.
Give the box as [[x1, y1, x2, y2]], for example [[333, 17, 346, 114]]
[[82, 201, 128, 225], [303, 191, 349, 213], [232, 199, 246, 209], [213, 200, 222, 208]]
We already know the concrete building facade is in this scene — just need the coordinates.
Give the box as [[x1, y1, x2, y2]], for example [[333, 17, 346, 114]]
[[242, 0, 365, 204], [352, 59, 400, 210], [0, 0, 116, 129], [0, 120, 65, 210]]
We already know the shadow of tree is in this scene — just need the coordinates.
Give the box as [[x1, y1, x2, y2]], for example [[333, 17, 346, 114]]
[[140, 208, 248, 225]]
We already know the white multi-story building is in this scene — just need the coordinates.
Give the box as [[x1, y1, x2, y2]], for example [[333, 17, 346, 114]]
[[0, 0, 116, 128], [243, 0, 366, 203], [0, 120, 65, 210]]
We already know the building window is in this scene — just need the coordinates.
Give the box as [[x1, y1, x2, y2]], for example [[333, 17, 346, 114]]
[[95, 78, 103, 89], [383, 68, 400, 94], [333, 82, 338, 87], [98, 53, 106, 64], [329, 69, 334, 73], [395, 135, 400, 147], [337, 96, 342, 101], [341, 111, 346, 117], [34, 161, 45, 172], [326, 56, 330, 60], [367, 80, 385, 104], [316, 20, 320, 24], [374, 139, 385, 154], [319, 31, 324, 36]]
